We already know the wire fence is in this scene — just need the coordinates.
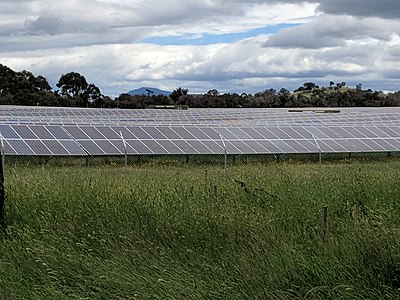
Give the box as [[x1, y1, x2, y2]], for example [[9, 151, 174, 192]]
[[3, 151, 400, 168]]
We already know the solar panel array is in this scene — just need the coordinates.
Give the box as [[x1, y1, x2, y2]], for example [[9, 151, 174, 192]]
[[1, 106, 400, 156]]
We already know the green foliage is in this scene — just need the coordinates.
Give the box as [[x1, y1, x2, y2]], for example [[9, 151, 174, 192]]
[[0, 64, 55, 106], [170, 87, 188, 104], [1, 63, 400, 108], [1, 163, 400, 299], [56, 72, 103, 107]]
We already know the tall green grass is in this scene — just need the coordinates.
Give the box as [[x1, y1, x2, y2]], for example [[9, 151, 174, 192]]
[[1, 162, 399, 299]]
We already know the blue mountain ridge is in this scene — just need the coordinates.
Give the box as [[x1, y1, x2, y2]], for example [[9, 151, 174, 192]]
[[127, 87, 171, 96]]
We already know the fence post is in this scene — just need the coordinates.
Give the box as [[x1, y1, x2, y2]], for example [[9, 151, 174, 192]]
[[120, 131, 128, 177], [312, 134, 322, 164], [0, 134, 4, 172], [204, 169, 208, 193], [321, 206, 328, 244], [0, 135, 5, 230], [219, 133, 227, 176], [213, 185, 218, 198], [354, 204, 361, 227]]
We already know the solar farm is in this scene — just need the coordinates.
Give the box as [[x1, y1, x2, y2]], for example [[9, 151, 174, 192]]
[[1, 105, 400, 162], [2, 106, 400, 298]]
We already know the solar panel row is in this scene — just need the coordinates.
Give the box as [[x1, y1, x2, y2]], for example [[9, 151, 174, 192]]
[[2, 106, 400, 127], [1, 123, 399, 155]]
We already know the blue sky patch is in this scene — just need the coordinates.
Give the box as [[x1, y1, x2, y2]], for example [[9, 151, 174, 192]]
[[140, 23, 300, 45]]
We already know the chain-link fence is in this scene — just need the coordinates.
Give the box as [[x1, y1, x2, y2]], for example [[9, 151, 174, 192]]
[[3, 151, 400, 168]]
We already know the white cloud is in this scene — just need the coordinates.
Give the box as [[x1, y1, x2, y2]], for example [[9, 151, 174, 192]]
[[1, 0, 400, 96]]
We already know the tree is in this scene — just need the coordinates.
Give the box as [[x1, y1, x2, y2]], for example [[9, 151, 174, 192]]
[[206, 89, 220, 96], [0, 65, 55, 106], [145, 89, 154, 96], [170, 87, 188, 103], [33, 75, 52, 92], [303, 82, 316, 91], [56, 72, 102, 107], [0, 64, 18, 97], [57, 72, 88, 98], [84, 83, 103, 107]]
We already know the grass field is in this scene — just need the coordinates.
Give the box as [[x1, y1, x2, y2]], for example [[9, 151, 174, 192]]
[[1, 162, 400, 299]]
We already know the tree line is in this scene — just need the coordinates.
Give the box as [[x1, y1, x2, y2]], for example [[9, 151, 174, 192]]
[[1, 64, 400, 108]]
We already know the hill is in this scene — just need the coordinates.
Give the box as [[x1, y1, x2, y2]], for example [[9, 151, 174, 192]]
[[127, 87, 171, 96]]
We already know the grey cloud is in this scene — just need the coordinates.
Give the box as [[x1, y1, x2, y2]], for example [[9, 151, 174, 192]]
[[24, 15, 65, 35], [386, 45, 400, 59], [263, 25, 345, 49], [263, 15, 399, 49], [317, 0, 400, 19], [226, 0, 400, 19]]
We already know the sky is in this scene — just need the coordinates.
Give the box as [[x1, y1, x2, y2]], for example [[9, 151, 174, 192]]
[[1, 0, 400, 97]]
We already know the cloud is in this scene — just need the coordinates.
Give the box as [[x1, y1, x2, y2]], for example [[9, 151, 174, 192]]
[[1, 0, 400, 96], [24, 15, 65, 35], [317, 0, 400, 19], [249, 0, 400, 19], [263, 15, 399, 49]]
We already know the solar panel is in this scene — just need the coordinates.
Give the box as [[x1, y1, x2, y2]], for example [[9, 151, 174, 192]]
[[157, 127, 181, 139], [112, 127, 136, 139], [240, 128, 264, 139], [79, 140, 105, 155], [46, 126, 71, 139], [42, 140, 70, 155], [157, 140, 184, 154], [7, 140, 35, 155], [183, 127, 209, 139], [253, 128, 280, 139], [58, 140, 87, 155], [95, 140, 122, 154], [65, 126, 90, 139], [0, 125, 19, 138], [25, 140, 52, 155], [29, 125, 55, 139], [186, 141, 214, 154], [126, 140, 153, 154], [13, 125, 37, 139], [142, 140, 168, 154], [169, 127, 196, 139], [128, 127, 152, 139], [228, 141, 256, 154], [242, 140, 268, 153], [79, 126, 105, 139], [172, 140, 198, 154], [1, 106, 400, 156], [96, 126, 121, 139], [3, 141, 18, 155]]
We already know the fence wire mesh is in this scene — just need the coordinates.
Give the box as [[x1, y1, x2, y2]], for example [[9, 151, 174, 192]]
[[3, 152, 400, 168]]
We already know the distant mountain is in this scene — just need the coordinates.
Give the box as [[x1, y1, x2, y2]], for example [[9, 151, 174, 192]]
[[127, 87, 171, 96]]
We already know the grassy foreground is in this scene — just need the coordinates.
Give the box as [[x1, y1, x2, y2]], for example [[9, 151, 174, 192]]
[[0, 162, 400, 299]]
